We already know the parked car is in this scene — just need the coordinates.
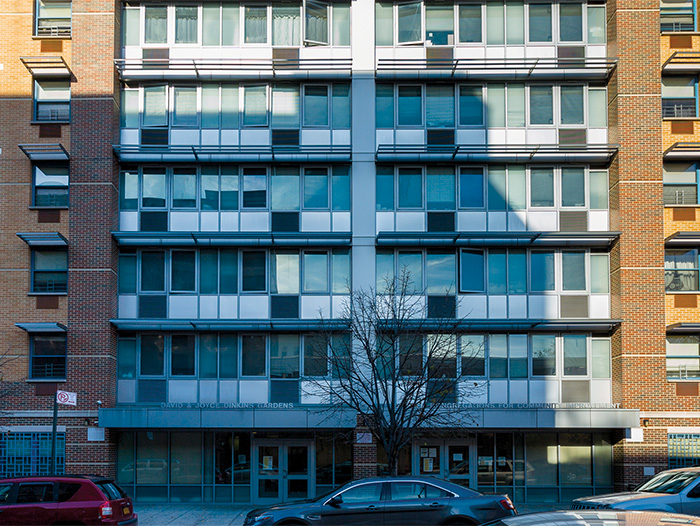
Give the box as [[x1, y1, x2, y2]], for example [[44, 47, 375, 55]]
[[570, 467, 700, 515], [483, 510, 700, 526], [244, 476, 516, 525], [0, 474, 137, 525]]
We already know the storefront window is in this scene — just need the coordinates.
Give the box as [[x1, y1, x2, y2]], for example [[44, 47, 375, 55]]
[[560, 433, 591, 486], [171, 432, 202, 484], [525, 433, 557, 486], [136, 431, 168, 484]]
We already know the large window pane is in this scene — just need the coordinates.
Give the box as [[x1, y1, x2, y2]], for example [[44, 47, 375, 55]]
[[142, 169, 166, 208], [508, 249, 527, 294], [172, 251, 196, 292], [486, 2, 504, 44], [332, 249, 351, 293], [333, 3, 351, 45], [121, 90, 139, 128], [271, 251, 300, 294], [222, 5, 240, 45], [171, 335, 196, 376], [462, 335, 485, 375], [242, 335, 266, 376], [398, 86, 422, 126], [202, 85, 220, 128], [201, 168, 219, 211], [118, 339, 137, 379], [271, 335, 300, 378], [507, 83, 525, 127], [203, 5, 221, 46], [332, 165, 351, 210], [587, 5, 605, 43], [561, 86, 584, 125], [531, 251, 555, 291], [304, 168, 329, 208], [245, 6, 268, 43], [562, 251, 586, 291], [376, 2, 394, 45], [171, 432, 202, 484], [273, 4, 301, 46], [376, 84, 395, 128], [459, 86, 484, 126], [427, 252, 456, 294], [272, 86, 300, 128], [490, 334, 507, 378], [304, 86, 329, 126], [426, 167, 455, 210], [563, 335, 587, 375], [508, 165, 526, 210], [243, 86, 268, 126], [303, 252, 328, 292], [592, 340, 611, 378], [398, 252, 422, 292], [271, 167, 300, 210], [590, 170, 608, 209], [398, 167, 422, 208], [529, 86, 553, 125], [530, 168, 554, 207], [220, 249, 238, 294], [506, 1, 525, 44], [200, 334, 218, 379], [488, 165, 506, 210], [525, 434, 557, 485], [460, 167, 484, 208], [488, 249, 507, 294], [376, 251, 394, 291], [332, 84, 351, 128], [143, 86, 167, 127], [173, 168, 196, 208], [426, 4, 454, 45], [528, 4, 552, 42], [560, 434, 591, 486], [175, 6, 198, 44], [123, 7, 140, 46], [221, 168, 239, 210], [376, 166, 394, 211], [531, 335, 556, 376], [487, 83, 505, 127], [561, 167, 585, 207], [460, 249, 485, 292], [510, 334, 528, 378], [398, 2, 422, 43], [145, 7, 167, 44], [140, 335, 165, 376], [588, 88, 607, 127], [559, 3, 583, 41], [221, 85, 239, 128], [119, 255, 136, 294], [172, 86, 197, 126], [220, 335, 238, 378], [141, 251, 165, 292], [243, 168, 266, 208], [459, 5, 482, 42], [242, 251, 266, 292], [590, 254, 609, 293], [137, 432, 168, 483]]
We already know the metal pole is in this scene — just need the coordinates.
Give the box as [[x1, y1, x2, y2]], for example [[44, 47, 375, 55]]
[[50, 393, 58, 475]]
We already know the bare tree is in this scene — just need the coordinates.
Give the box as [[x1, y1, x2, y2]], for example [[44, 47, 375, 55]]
[[0, 347, 23, 413], [306, 270, 485, 477]]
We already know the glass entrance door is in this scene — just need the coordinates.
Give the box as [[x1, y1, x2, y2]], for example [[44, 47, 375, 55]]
[[413, 440, 474, 488], [254, 440, 314, 504]]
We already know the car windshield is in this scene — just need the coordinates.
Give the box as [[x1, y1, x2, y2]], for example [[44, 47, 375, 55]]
[[636, 471, 700, 494]]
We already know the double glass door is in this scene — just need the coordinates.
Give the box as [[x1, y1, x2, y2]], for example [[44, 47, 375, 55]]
[[254, 439, 314, 504], [413, 440, 474, 488]]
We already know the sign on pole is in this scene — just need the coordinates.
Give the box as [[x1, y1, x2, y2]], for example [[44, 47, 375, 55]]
[[56, 390, 77, 406]]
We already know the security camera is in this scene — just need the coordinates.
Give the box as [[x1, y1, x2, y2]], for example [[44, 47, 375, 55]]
[[96, 400, 102, 406]]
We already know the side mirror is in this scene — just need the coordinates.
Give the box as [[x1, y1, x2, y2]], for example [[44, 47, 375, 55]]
[[328, 495, 343, 507]]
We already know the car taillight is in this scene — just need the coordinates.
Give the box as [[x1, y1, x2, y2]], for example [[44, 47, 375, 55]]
[[499, 497, 516, 512], [98, 501, 113, 519]]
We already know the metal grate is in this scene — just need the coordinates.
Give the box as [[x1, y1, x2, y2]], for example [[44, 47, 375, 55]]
[[0, 433, 65, 477], [669, 433, 700, 468]]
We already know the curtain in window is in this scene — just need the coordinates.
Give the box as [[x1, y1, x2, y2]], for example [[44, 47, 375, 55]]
[[175, 7, 198, 44], [398, 2, 421, 43], [123, 8, 140, 46], [506, 83, 525, 127], [588, 88, 607, 127], [245, 6, 267, 43], [273, 5, 301, 46], [563, 335, 587, 375], [666, 250, 699, 291], [426, 85, 454, 128], [590, 254, 609, 293], [202, 85, 220, 128], [145, 7, 167, 43], [221, 85, 239, 128], [305, 0, 329, 44], [222, 5, 240, 45], [487, 83, 505, 127], [143, 86, 167, 127], [486, 2, 504, 44], [507, 165, 526, 210], [173, 169, 197, 208], [530, 168, 554, 207], [562, 251, 586, 291]]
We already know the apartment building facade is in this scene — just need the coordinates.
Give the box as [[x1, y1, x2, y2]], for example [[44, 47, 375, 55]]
[[0, 0, 689, 506]]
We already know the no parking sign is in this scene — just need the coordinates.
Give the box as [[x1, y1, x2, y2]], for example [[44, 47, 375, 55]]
[[56, 390, 77, 406]]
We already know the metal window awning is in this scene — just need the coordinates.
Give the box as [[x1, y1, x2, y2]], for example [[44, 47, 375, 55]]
[[666, 232, 700, 245], [15, 322, 67, 333], [376, 57, 617, 81], [20, 56, 72, 77], [110, 319, 350, 332], [376, 144, 619, 164], [381, 319, 622, 332], [112, 231, 352, 247], [376, 231, 620, 248], [664, 142, 700, 159], [18, 144, 69, 162], [114, 58, 352, 82], [16, 232, 68, 247], [112, 145, 352, 163], [667, 323, 700, 333], [663, 51, 700, 72]]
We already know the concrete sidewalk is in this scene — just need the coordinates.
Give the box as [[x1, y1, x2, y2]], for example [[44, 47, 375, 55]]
[[134, 503, 563, 525]]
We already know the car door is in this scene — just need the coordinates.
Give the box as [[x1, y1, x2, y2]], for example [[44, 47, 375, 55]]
[[0, 482, 15, 522], [4, 482, 58, 525], [319, 481, 385, 526], [383, 482, 449, 526], [681, 479, 700, 515]]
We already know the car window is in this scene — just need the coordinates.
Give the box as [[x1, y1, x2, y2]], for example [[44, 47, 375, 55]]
[[390, 482, 424, 500], [58, 483, 82, 503], [424, 483, 450, 499], [96, 482, 127, 501], [637, 471, 700, 494], [338, 483, 383, 503], [16, 483, 54, 504], [0, 484, 12, 504]]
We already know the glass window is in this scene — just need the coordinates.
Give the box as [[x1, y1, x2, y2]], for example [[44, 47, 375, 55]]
[[332, 249, 351, 293], [488, 165, 507, 210], [666, 249, 699, 292], [245, 5, 268, 43], [220, 249, 238, 294], [220, 334, 238, 378], [561, 167, 585, 207], [141, 334, 165, 376], [398, 167, 422, 208], [426, 167, 455, 210], [202, 85, 220, 128], [303, 252, 329, 292], [145, 6, 167, 43], [339, 482, 383, 503], [486, 2, 504, 44], [507, 83, 525, 127], [561, 86, 584, 125], [221, 167, 239, 210], [143, 86, 167, 127], [171, 335, 195, 375], [587, 5, 605, 43], [664, 162, 698, 205], [121, 89, 139, 128], [221, 85, 239, 128], [142, 168, 166, 208], [141, 251, 165, 292], [398, 86, 422, 126], [529, 86, 553, 125], [175, 6, 198, 44], [530, 168, 554, 207], [243, 167, 267, 208], [172, 168, 196, 208], [427, 84, 455, 127], [667, 335, 700, 380], [510, 334, 528, 378], [508, 249, 527, 294], [172, 251, 196, 292], [272, 4, 301, 46], [272, 166, 300, 210], [590, 170, 608, 209], [272, 86, 300, 128], [119, 254, 137, 294], [559, 3, 583, 41], [376, 84, 395, 128], [398, 251, 422, 292], [459, 4, 482, 42], [222, 4, 240, 45], [506, 1, 525, 44], [376, 2, 394, 45], [427, 334, 457, 378], [426, 4, 454, 45], [34, 165, 69, 207], [332, 84, 351, 128], [333, 3, 351, 45], [242, 335, 266, 375], [462, 334, 485, 375], [487, 83, 505, 127], [508, 165, 526, 210], [304, 86, 329, 126], [490, 334, 508, 378], [304, 334, 328, 376], [332, 165, 351, 211], [531, 251, 555, 291], [532, 334, 556, 375], [271, 335, 300, 378], [34, 80, 70, 122], [591, 253, 609, 293], [560, 434, 591, 486], [271, 251, 300, 294], [526, 433, 557, 485], [243, 86, 268, 126], [304, 168, 329, 208], [592, 339, 611, 378], [376, 250, 394, 291], [203, 5, 221, 46], [563, 335, 587, 375], [459, 167, 484, 208], [459, 86, 484, 126], [427, 252, 456, 294], [398, 2, 422, 43], [33, 249, 68, 293], [200, 250, 218, 295], [488, 249, 507, 294], [171, 432, 202, 484], [36, 0, 72, 36], [528, 4, 552, 42], [201, 167, 220, 211], [31, 334, 66, 379], [242, 251, 266, 292], [461, 249, 485, 292], [376, 166, 395, 211], [118, 339, 137, 379], [588, 88, 607, 127], [306, 0, 329, 44]]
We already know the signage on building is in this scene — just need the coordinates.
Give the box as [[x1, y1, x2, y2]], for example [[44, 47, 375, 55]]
[[56, 390, 77, 406], [160, 402, 295, 409]]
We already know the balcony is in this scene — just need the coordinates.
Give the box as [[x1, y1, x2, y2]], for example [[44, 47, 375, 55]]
[[664, 51, 700, 73]]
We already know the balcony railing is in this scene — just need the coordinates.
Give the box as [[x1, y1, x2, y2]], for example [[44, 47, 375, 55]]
[[663, 99, 697, 119], [661, 8, 695, 32], [667, 358, 700, 380], [31, 360, 66, 380], [36, 22, 71, 38]]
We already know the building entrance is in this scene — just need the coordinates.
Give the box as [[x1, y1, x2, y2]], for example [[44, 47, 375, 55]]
[[253, 439, 315, 504], [413, 439, 475, 488]]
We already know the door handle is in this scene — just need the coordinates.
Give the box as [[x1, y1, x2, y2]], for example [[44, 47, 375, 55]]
[[366, 505, 379, 511], [429, 502, 441, 508]]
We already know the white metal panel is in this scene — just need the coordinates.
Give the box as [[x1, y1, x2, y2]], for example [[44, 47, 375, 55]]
[[240, 129, 270, 146], [458, 211, 487, 231], [119, 295, 138, 318], [119, 211, 139, 232], [462, 380, 488, 404], [395, 212, 425, 231], [201, 129, 220, 146], [527, 211, 558, 231], [332, 212, 351, 232], [454, 47, 486, 59], [169, 295, 198, 319], [168, 380, 198, 403], [219, 381, 239, 403], [239, 380, 268, 403], [220, 130, 239, 145], [376, 129, 394, 146], [199, 295, 218, 319], [459, 294, 487, 318], [332, 295, 350, 317], [488, 211, 507, 231], [301, 211, 332, 232], [490, 380, 508, 403], [300, 381, 330, 404], [589, 295, 610, 318], [170, 129, 200, 146], [588, 210, 609, 232], [301, 129, 332, 146], [120, 129, 140, 145], [529, 295, 559, 319], [587, 45, 607, 58], [509, 380, 529, 404], [588, 128, 608, 144], [199, 380, 218, 403], [455, 129, 486, 146], [508, 295, 528, 318], [525, 46, 556, 58], [487, 129, 506, 144], [219, 295, 239, 319], [527, 128, 557, 145], [200, 212, 220, 232], [239, 295, 268, 318], [508, 211, 528, 231], [332, 129, 351, 146], [485, 47, 506, 59], [529, 380, 560, 403], [489, 295, 508, 319], [220, 212, 239, 231], [376, 212, 395, 233], [240, 212, 269, 231], [590, 379, 612, 404], [170, 211, 199, 231], [506, 129, 527, 144], [301, 295, 331, 319], [117, 380, 136, 404], [505, 46, 526, 59], [395, 129, 425, 145]]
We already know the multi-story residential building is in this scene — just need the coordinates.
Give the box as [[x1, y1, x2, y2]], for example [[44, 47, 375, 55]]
[[0, 0, 690, 507]]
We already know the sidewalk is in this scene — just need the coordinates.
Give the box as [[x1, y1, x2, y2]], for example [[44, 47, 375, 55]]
[[134, 503, 564, 525]]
